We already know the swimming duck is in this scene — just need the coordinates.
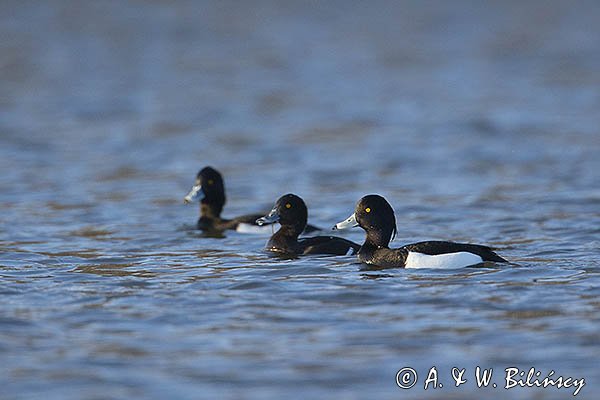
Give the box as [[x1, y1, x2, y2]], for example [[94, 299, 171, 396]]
[[257, 193, 360, 256], [184, 167, 319, 233], [333, 194, 508, 268]]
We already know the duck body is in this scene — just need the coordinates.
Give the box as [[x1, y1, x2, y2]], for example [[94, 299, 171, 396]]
[[335, 194, 508, 269], [358, 240, 506, 269], [185, 167, 319, 234], [197, 212, 272, 233], [258, 194, 360, 256], [266, 229, 359, 256], [195, 198, 273, 233]]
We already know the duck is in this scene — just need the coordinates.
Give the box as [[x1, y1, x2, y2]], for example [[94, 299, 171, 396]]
[[256, 193, 360, 256], [333, 194, 508, 268], [184, 167, 320, 234]]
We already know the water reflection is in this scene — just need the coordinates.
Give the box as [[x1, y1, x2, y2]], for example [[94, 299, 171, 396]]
[[73, 263, 156, 278]]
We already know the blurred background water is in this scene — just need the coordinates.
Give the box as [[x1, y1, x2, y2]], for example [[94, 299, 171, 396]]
[[1, 1, 599, 399]]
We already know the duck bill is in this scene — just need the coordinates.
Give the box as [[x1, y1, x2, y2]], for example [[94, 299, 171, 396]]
[[183, 184, 205, 204], [256, 207, 279, 226], [333, 213, 358, 230]]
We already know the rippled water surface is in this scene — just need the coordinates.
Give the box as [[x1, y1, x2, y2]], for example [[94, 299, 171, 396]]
[[1, 1, 599, 399]]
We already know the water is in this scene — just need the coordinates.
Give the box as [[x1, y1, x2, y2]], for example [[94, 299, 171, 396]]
[[1, 1, 599, 399]]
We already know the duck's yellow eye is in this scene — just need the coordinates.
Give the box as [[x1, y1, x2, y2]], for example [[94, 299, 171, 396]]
[[285, 203, 292, 209], [208, 179, 214, 185], [365, 207, 371, 213]]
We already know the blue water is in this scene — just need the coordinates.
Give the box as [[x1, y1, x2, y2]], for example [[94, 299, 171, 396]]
[[1, 1, 599, 399]]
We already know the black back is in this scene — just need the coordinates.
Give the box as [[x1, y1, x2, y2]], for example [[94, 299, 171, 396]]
[[298, 236, 360, 256]]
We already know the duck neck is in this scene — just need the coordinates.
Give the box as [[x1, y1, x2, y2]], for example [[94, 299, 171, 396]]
[[273, 223, 303, 242], [364, 227, 392, 249], [200, 201, 223, 220], [357, 240, 376, 259], [267, 224, 302, 253]]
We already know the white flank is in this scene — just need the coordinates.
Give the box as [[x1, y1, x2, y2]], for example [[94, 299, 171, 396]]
[[235, 223, 278, 235], [404, 251, 483, 269]]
